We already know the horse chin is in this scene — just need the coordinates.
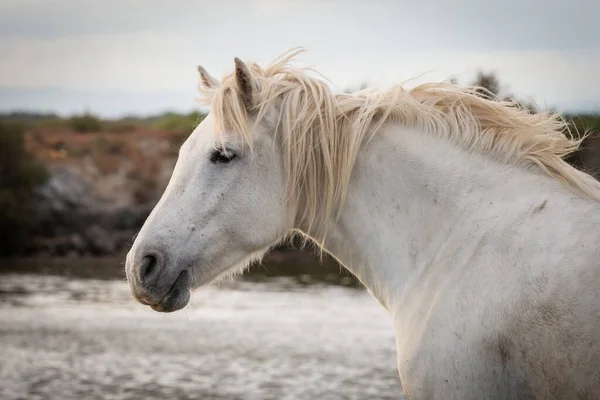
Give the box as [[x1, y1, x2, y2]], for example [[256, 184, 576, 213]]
[[149, 269, 191, 313]]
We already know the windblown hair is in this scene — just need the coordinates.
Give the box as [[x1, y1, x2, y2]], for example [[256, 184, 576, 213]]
[[199, 48, 600, 243]]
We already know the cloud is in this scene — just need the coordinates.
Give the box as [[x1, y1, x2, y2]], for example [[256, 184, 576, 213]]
[[0, 0, 598, 115], [1, 0, 598, 50], [0, 32, 199, 91]]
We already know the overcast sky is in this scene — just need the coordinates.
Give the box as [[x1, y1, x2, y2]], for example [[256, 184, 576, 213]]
[[0, 0, 598, 117]]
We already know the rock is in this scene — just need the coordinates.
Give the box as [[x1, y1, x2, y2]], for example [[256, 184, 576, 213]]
[[102, 207, 149, 231], [83, 225, 116, 256], [33, 168, 94, 236], [30, 165, 146, 256], [26, 153, 170, 256], [70, 233, 86, 253]]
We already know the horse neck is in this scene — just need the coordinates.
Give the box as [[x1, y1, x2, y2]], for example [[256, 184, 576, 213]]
[[318, 122, 577, 311]]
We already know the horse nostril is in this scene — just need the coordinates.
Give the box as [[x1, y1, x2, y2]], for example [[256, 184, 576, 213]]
[[140, 254, 158, 281]]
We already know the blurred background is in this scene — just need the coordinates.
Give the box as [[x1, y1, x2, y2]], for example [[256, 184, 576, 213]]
[[0, 1, 599, 399]]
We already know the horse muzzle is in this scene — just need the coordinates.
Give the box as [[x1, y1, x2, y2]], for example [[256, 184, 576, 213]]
[[126, 250, 191, 312]]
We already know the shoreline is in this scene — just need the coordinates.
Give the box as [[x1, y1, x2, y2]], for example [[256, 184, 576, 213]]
[[1, 252, 362, 287]]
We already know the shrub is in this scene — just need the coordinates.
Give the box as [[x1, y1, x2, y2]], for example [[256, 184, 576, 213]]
[[105, 118, 139, 133], [69, 112, 103, 133], [153, 111, 205, 135], [567, 114, 600, 137], [0, 122, 49, 256], [34, 117, 70, 131]]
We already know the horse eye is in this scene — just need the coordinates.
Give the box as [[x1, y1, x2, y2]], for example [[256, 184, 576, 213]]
[[210, 149, 237, 164]]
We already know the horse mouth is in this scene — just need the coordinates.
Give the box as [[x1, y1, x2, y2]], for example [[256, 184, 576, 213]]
[[150, 269, 191, 313]]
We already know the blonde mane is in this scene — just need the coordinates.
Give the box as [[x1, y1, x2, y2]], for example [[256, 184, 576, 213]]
[[199, 48, 600, 242]]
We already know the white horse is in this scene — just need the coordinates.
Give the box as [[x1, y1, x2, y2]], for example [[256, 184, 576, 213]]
[[125, 49, 600, 399]]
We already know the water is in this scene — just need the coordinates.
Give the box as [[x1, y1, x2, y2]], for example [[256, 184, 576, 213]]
[[0, 273, 404, 399]]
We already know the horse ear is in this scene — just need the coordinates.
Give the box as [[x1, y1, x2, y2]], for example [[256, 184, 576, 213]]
[[234, 57, 256, 112], [197, 65, 220, 88]]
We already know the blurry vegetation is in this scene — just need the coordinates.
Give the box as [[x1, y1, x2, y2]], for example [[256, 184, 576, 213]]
[[563, 114, 600, 173], [104, 119, 138, 133], [151, 111, 204, 134], [1, 110, 206, 138], [0, 112, 60, 123], [470, 70, 537, 113], [471, 71, 501, 99], [138, 111, 204, 153], [567, 114, 600, 136], [152, 111, 205, 151], [0, 122, 48, 256], [69, 112, 103, 133], [91, 136, 124, 155], [90, 136, 125, 174], [468, 70, 600, 172], [0, 71, 598, 265], [126, 153, 162, 204]]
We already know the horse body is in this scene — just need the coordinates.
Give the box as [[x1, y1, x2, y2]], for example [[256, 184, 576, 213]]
[[125, 50, 600, 398], [324, 124, 600, 398]]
